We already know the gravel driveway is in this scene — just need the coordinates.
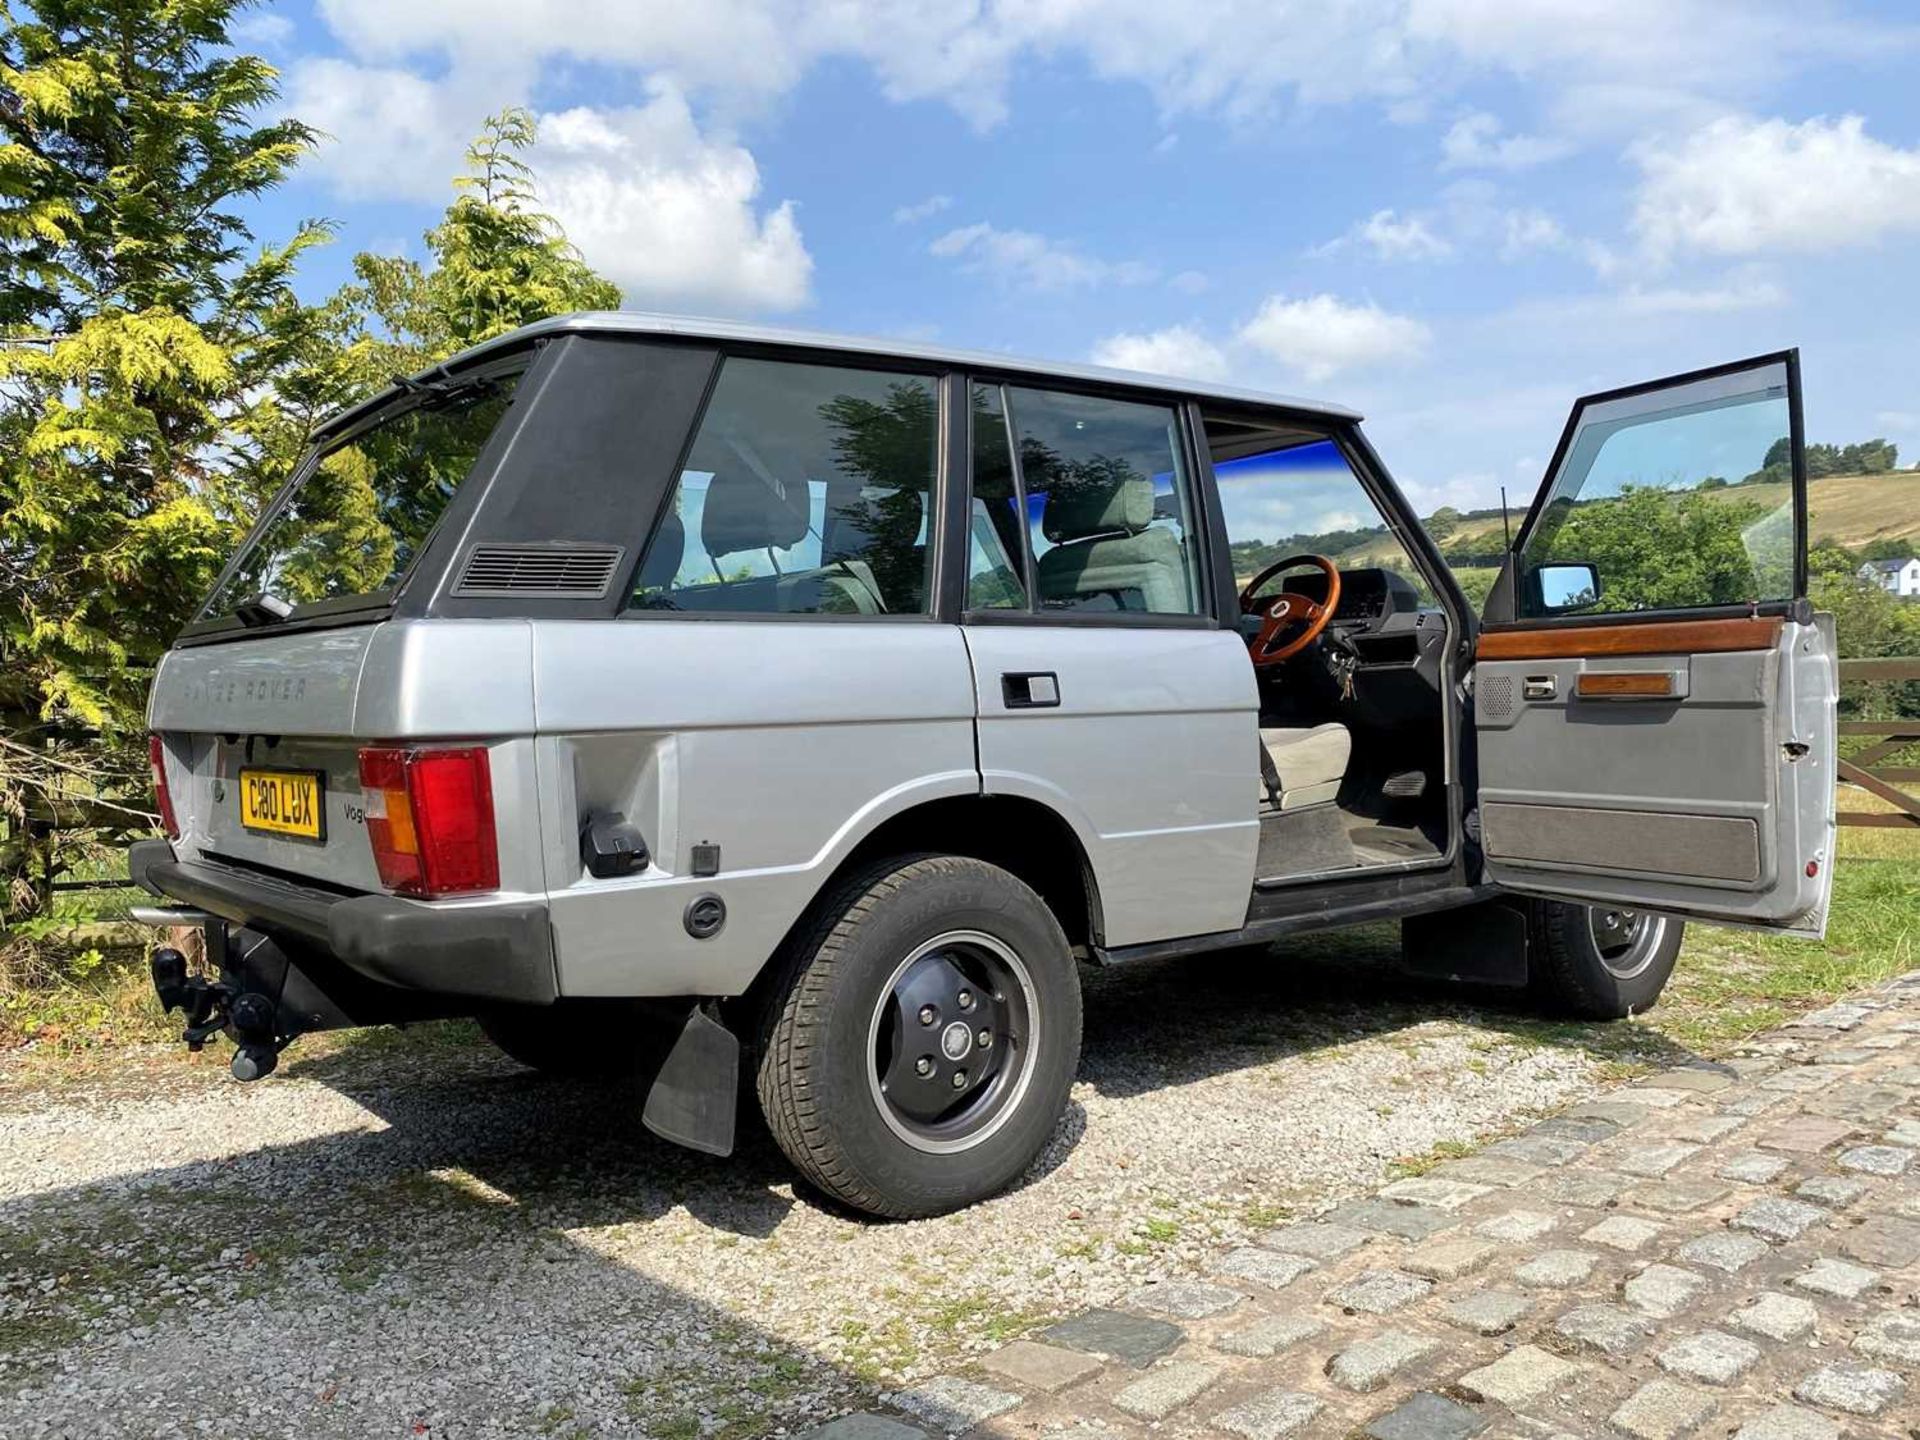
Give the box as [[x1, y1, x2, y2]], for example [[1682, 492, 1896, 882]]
[[0, 928, 1657, 1439]]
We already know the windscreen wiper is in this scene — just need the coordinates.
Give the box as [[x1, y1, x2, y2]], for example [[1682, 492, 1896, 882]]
[[391, 366, 493, 407]]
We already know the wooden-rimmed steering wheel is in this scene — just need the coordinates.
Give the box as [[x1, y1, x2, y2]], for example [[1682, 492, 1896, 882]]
[[1239, 553, 1342, 667]]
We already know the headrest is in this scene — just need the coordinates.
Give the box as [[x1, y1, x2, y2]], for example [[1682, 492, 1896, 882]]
[[700, 469, 809, 557], [1041, 470, 1155, 544], [824, 485, 923, 561], [636, 508, 685, 591]]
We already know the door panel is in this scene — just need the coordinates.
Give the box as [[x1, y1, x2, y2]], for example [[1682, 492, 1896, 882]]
[[1476, 621, 1833, 916], [1475, 352, 1837, 934], [965, 625, 1260, 945]]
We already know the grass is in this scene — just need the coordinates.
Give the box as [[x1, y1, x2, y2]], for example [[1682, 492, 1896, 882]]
[[1387, 1138, 1479, 1179], [1638, 792, 1918, 1053]]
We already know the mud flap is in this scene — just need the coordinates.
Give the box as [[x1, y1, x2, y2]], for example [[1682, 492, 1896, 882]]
[[642, 1005, 739, 1157], [1402, 898, 1531, 988]]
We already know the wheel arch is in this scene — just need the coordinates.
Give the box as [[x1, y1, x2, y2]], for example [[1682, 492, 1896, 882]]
[[837, 794, 1104, 953], [737, 794, 1103, 1026]]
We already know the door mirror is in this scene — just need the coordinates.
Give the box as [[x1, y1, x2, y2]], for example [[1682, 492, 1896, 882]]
[[1530, 561, 1601, 613]]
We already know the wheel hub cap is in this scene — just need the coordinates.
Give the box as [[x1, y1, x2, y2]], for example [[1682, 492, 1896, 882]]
[[940, 1021, 974, 1062], [867, 930, 1038, 1154]]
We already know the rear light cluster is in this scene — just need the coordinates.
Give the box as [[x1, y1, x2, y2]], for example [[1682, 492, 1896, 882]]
[[148, 734, 180, 840], [357, 746, 500, 898]]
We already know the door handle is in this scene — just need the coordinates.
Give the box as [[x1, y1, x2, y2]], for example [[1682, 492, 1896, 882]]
[[1574, 671, 1681, 699], [1522, 676, 1557, 701], [1002, 672, 1060, 708]]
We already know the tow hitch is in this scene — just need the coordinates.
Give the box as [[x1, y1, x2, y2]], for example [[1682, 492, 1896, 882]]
[[149, 946, 284, 1079], [138, 909, 291, 1081]]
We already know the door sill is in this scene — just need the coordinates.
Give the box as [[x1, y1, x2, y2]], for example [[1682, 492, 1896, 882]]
[[1254, 851, 1453, 891]]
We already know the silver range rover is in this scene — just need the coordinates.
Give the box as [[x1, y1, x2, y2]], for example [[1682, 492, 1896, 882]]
[[135, 314, 1837, 1217]]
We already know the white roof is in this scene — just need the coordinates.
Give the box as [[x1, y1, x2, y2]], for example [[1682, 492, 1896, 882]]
[[320, 310, 1360, 436]]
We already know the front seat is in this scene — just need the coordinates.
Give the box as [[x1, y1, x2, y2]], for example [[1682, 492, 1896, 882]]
[[1033, 471, 1185, 612], [1258, 723, 1351, 811]]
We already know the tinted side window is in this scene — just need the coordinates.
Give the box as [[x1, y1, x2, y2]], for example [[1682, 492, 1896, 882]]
[[1009, 387, 1200, 615], [631, 357, 937, 616]]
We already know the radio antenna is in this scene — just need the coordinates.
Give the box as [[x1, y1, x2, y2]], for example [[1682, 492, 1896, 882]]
[[1500, 485, 1513, 550]]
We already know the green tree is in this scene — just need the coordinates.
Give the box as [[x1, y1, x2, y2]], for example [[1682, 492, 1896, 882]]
[[1425, 505, 1461, 542], [0, 0, 332, 915], [1838, 438, 1898, 474], [1807, 542, 1920, 718], [1542, 486, 1772, 611], [329, 107, 620, 383]]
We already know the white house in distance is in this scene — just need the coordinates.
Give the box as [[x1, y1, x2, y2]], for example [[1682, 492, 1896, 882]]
[[1861, 555, 1920, 597]]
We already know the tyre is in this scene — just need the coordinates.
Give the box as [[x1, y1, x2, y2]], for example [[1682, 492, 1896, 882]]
[[755, 854, 1082, 1220], [479, 1000, 667, 1080], [1527, 898, 1684, 1019]]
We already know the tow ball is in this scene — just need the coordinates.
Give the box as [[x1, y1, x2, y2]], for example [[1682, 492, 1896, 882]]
[[148, 947, 285, 1082]]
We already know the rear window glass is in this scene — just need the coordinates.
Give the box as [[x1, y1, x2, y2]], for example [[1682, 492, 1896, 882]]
[[200, 370, 523, 618], [630, 356, 937, 616]]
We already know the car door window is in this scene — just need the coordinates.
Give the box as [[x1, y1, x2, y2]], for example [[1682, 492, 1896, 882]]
[[1212, 435, 1435, 606], [992, 386, 1202, 615], [631, 356, 937, 616], [1516, 360, 1797, 618]]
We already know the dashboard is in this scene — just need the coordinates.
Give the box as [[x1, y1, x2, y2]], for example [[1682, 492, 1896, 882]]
[[1255, 566, 1449, 727], [1284, 566, 1426, 631]]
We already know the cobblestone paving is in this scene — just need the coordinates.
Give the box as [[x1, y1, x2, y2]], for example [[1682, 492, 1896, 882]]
[[817, 973, 1920, 1440]]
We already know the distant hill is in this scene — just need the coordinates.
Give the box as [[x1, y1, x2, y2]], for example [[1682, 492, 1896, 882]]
[[1329, 471, 1920, 569]]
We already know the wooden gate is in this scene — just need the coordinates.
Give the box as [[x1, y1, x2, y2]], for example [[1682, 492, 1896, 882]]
[[1838, 656, 1920, 830]]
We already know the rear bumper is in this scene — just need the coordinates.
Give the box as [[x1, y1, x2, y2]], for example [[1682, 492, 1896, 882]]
[[129, 839, 557, 1004]]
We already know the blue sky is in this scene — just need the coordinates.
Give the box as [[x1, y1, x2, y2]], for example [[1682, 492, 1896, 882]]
[[233, 0, 1920, 515]]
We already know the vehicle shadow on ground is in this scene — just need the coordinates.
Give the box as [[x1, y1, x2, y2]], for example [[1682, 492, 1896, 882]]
[[270, 918, 1697, 1205], [0, 922, 1700, 1435], [1075, 922, 1697, 1100]]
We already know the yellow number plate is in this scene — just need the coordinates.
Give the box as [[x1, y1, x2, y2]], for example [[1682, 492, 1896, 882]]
[[238, 768, 326, 841]]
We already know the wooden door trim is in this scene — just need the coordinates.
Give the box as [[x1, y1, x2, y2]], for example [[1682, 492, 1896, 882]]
[[1477, 614, 1783, 661]]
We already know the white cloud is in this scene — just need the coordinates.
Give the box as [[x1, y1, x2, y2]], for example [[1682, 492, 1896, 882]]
[[1089, 326, 1230, 382], [284, 57, 479, 202], [1500, 207, 1565, 258], [1633, 114, 1920, 259], [1500, 271, 1788, 330], [1237, 294, 1432, 382], [304, 0, 1916, 143], [1169, 270, 1210, 295], [1416, 4, 1915, 152], [230, 12, 295, 49], [1441, 113, 1570, 170], [533, 91, 812, 314], [285, 60, 812, 316], [1317, 194, 1582, 268], [892, 194, 953, 224], [1314, 209, 1454, 262], [929, 223, 1155, 291], [1613, 277, 1788, 315]]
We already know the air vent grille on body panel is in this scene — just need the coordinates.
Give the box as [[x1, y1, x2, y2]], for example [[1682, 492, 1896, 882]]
[[1478, 673, 1514, 723], [454, 543, 625, 599]]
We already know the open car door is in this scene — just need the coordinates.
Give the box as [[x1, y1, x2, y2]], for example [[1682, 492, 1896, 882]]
[[1473, 351, 1837, 935]]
